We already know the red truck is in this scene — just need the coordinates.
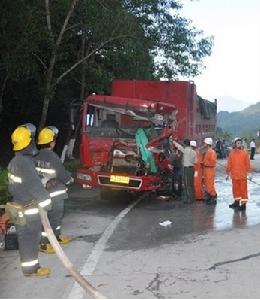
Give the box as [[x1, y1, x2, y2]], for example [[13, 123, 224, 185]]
[[112, 80, 217, 143], [76, 80, 217, 193]]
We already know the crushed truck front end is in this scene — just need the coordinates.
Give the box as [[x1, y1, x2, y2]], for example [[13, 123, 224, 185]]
[[76, 94, 176, 194]]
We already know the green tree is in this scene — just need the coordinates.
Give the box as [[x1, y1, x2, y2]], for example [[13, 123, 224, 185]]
[[0, 0, 213, 129]]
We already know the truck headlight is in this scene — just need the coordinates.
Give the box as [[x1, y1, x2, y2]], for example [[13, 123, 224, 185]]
[[77, 173, 92, 181]]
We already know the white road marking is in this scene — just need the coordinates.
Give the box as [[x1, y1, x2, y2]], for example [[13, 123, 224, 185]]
[[66, 193, 148, 298]]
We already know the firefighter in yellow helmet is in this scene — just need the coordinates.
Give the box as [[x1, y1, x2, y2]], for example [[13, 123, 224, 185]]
[[8, 126, 51, 276], [35, 126, 73, 254]]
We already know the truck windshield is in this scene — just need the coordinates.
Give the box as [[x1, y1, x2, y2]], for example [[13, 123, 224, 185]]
[[84, 104, 152, 138]]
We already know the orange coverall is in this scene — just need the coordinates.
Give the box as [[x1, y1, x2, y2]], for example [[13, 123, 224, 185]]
[[194, 150, 203, 200], [226, 149, 251, 203], [202, 148, 217, 197]]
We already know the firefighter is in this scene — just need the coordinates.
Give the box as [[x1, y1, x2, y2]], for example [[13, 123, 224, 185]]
[[226, 137, 251, 211], [202, 137, 217, 205], [35, 126, 73, 254], [190, 140, 203, 200], [8, 126, 52, 276]]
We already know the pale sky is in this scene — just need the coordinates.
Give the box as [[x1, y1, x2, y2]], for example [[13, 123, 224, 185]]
[[181, 0, 260, 112]]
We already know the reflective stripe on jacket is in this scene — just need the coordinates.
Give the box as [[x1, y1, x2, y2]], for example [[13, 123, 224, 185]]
[[34, 149, 72, 200], [8, 153, 51, 207]]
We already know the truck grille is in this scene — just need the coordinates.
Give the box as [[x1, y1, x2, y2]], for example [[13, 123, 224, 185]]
[[97, 175, 142, 189]]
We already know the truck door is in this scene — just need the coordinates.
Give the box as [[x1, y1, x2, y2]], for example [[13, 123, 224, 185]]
[[80, 103, 114, 169]]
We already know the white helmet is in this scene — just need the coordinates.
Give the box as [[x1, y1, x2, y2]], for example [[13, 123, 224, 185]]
[[190, 140, 197, 147], [204, 137, 213, 145], [233, 137, 241, 143]]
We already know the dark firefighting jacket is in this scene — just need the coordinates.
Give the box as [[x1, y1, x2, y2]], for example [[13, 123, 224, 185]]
[[8, 150, 52, 213], [34, 149, 72, 201]]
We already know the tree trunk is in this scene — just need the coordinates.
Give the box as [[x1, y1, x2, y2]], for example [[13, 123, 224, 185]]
[[39, 0, 79, 130], [39, 87, 52, 130], [61, 33, 87, 161]]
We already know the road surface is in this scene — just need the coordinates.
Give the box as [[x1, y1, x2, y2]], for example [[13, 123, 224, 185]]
[[1, 155, 260, 298]]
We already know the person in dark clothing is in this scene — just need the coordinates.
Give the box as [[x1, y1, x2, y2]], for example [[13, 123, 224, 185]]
[[250, 139, 256, 160], [8, 126, 52, 276], [221, 139, 228, 158], [216, 139, 223, 159], [35, 126, 73, 254], [172, 143, 183, 197]]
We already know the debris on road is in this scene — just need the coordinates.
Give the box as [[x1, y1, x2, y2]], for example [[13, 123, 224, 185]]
[[159, 220, 172, 227]]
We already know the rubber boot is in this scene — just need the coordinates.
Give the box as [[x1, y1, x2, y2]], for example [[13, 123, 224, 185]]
[[238, 203, 246, 211], [57, 235, 71, 245], [211, 195, 217, 205], [24, 266, 51, 277], [229, 201, 240, 208], [205, 193, 211, 205], [40, 243, 55, 254]]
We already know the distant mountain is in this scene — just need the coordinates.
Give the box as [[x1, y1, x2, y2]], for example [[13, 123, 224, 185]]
[[217, 102, 260, 136]]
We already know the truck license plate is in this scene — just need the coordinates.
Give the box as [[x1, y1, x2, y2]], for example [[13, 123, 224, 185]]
[[110, 175, 130, 184]]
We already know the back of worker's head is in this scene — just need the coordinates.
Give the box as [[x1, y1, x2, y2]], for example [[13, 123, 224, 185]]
[[204, 137, 213, 146], [11, 126, 38, 156], [183, 139, 190, 146], [38, 126, 59, 149]]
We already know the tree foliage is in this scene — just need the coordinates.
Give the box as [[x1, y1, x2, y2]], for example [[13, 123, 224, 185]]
[[0, 0, 213, 161]]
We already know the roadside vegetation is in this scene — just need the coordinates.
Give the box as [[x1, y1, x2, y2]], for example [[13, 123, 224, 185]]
[[0, 167, 10, 205], [0, 0, 213, 164], [64, 159, 80, 174], [0, 159, 79, 206]]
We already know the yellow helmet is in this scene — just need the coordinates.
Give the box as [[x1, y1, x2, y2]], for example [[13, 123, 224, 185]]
[[37, 127, 56, 145], [11, 127, 32, 151]]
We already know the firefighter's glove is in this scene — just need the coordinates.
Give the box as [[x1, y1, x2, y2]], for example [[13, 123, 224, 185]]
[[225, 175, 229, 181]]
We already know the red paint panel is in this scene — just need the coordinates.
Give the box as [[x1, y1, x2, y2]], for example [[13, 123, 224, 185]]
[[111, 80, 195, 139]]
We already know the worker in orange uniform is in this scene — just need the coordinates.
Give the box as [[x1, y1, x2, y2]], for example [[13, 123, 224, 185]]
[[226, 137, 251, 211], [201, 137, 217, 205], [190, 141, 203, 200]]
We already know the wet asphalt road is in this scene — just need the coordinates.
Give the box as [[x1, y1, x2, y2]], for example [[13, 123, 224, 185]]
[[2, 155, 260, 298], [66, 155, 260, 251]]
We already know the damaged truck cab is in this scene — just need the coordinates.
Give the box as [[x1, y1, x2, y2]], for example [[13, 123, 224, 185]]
[[76, 80, 217, 194], [76, 94, 177, 192]]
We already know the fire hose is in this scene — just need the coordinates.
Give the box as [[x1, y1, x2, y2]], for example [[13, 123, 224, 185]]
[[38, 206, 106, 299]]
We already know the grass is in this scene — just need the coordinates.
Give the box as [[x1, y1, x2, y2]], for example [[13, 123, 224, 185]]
[[64, 159, 80, 174], [0, 167, 10, 205]]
